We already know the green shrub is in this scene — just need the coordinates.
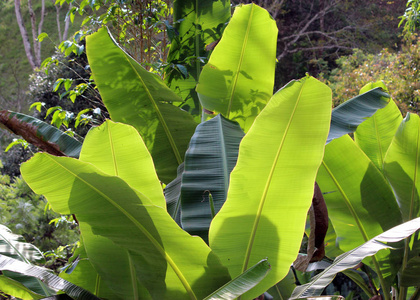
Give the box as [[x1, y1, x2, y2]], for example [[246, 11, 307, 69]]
[[321, 38, 420, 115]]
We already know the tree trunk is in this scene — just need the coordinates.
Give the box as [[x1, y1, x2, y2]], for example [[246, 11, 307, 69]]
[[14, 0, 36, 70], [27, 0, 41, 67], [62, 2, 71, 41]]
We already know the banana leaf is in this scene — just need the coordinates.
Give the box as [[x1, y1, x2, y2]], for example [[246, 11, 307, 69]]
[[317, 135, 402, 289], [400, 256, 420, 287], [0, 275, 44, 300], [80, 120, 165, 208], [203, 259, 270, 300], [21, 153, 231, 299], [181, 114, 244, 241], [209, 76, 332, 299], [266, 268, 296, 300], [0, 254, 100, 300], [0, 224, 53, 296], [166, 0, 231, 115], [196, 3, 278, 132], [354, 82, 403, 170], [290, 218, 420, 298], [383, 113, 420, 222], [86, 28, 197, 183], [0, 110, 81, 158], [164, 163, 184, 224], [60, 229, 143, 300], [327, 87, 389, 144]]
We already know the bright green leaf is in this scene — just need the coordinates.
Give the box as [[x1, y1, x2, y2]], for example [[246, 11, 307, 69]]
[[197, 3, 278, 132], [209, 76, 332, 299]]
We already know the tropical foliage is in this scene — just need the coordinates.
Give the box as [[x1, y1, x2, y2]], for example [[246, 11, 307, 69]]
[[1, 1, 420, 300]]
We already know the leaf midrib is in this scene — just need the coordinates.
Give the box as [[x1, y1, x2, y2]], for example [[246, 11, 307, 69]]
[[226, 4, 255, 118], [48, 155, 196, 300], [122, 53, 182, 165]]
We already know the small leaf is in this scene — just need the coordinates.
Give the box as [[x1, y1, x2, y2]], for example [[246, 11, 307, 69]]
[[203, 259, 271, 300], [37, 33, 48, 42]]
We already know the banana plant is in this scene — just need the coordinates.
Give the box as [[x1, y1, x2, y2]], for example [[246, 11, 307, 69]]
[[306, 81, 420, 300], [0, 2, 402, 300]]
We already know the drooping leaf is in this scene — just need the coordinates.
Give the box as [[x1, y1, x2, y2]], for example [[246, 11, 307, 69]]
[[290, 218, 420, 298], [181, 114, 244, 241], [0, 254, 100, 300], [0, 275, 44, 300], [317, 134, 402, 288], [0, 110, 81, 158], [164, 163, 184, 224], [327, 87, 390, 144], [384, 113, 420, 222], [86, 28, 197, 183], [166, 0, 231, 115], [79, 120, 165, 208], [61, 226, 150, 300], [21, 153, 231, 300], [400, 256, 420, 287], [196, 3, 278, 132], [209, 76, 332, 299], [354, 82, 403, 170], [0, 224, 52, 296], [203, 259, 270, 300]]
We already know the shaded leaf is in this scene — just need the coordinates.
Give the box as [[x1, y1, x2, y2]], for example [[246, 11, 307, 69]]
[[400, 256, 420, 287], [203, 259, 271, 300], [0, 254, 100, 300], [327, 87, 390, 144], [181, 114, 244, 241], [290, 218, 420, 298], [164, 163, 184, 224], [354, 82, 403, 170], [21, 153, 231, 299], [317, 134, 402, 287], [0, 110, 81, 158], [166, 0, 231, 115], [0, 275, 44, 300], [383, 113, 420, 222], [86, 28, 197, 183]]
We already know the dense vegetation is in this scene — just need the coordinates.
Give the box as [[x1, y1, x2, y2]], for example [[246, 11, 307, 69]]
[[1, 0, 420, 299]]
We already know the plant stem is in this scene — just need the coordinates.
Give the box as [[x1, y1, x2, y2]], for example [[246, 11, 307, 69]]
[[398, 238, 411, 300], [370, 255, 391, 300]]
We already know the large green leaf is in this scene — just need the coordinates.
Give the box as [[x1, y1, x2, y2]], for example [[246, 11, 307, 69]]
[[196, 3, 278, 132], [181, 114, 244, 241], [0, 275, 43, 300], [290, 218, 420, 299], [21, 153, 231, 299], [60, 228, 145, 300], [209, 76, 332, 299], [80, 120, 165, 208], [166, 0, 231, 115], [354, 82, 403, 170], [0, 254, 100, 300], [0, 110, 82, 158], [0, 224, 52, 296], [384, 113, 420, 222], [317, 135, 402, 288], [86, 28, 197, 183], [327, 87, 390, 144], [203, 259, 270, 300]]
